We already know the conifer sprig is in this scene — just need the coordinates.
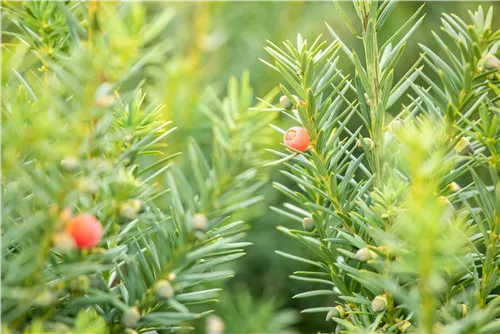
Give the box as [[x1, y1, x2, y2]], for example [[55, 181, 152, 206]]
[[264, 1, 500, 333], [1, 2, 272, 333]]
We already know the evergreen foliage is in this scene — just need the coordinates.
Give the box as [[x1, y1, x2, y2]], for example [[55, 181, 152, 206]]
[[265, 1, 500, 333], [1, 2, 273, 333]]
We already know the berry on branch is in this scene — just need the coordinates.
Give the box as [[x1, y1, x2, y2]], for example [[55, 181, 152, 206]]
[[284, 126, 310, 152], [65, 214, 103, 249]]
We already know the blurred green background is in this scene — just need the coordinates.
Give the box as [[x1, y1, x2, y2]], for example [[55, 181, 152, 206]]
[[142, 2, 497, 333], [2, 1, 498, 333]]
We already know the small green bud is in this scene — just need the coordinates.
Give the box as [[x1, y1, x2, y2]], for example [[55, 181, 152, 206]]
[[155, 280, 174, 299], [355, 248, 377, 262], [371, 295, 387, 312], [130, 199, 145, 213], [454, 137, 474, 156], [302, 217, 314, 231], [326, 305, 345, 321], [121, 307, 141, 328], [120, 204, 137, 221], [69, 275, 90, 291], [280, 95, 298, 109], [356, 137, 374, 150], [192, 213, 208, 231], [60, 156, 79, 172], [449, 182, 461, 192], [482, 54, 500, 70], [364, 93, 371, 106], [280, 95, 293, 109], [52, 232, 76, 252], [120, 199, 145, 221], [53, 281, 66, 292], [35, 290, 57, 306], [76, 177, 99, 194]]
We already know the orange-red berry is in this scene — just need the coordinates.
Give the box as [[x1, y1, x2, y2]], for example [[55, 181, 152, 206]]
[[284, 126, 310, 152], [65, 214, 103, 249]]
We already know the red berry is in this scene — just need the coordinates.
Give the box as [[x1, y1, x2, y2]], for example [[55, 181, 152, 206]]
[[284, 126, 310, 152], [65, 214, 103, 249]]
